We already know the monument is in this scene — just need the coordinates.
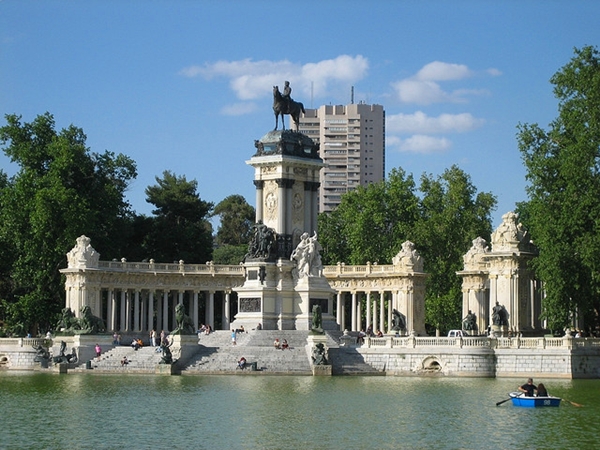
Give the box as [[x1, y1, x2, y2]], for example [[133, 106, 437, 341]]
[[232, 83, 336, 331]]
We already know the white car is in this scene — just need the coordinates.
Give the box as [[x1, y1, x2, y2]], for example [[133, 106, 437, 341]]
[[447, 330, 469, 338]]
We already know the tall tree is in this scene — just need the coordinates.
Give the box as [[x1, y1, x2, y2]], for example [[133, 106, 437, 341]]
[[517, 46, 600, 332], [211, 194, 255, 265], [318, 168, 420, 265], [416, 166, 496, 333], [318, 165, 495, 333], [143, 171, 213, 264], [0, 113, 137, 334]]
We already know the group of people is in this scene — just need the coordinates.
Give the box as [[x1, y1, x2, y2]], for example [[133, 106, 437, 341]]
[[273, 338, 289, 350], [518, 378, 549, 397], [198, 324, 212, 335]]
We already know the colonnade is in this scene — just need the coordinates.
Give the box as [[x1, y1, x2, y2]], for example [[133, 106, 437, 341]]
[[67, 286, 235, 334]]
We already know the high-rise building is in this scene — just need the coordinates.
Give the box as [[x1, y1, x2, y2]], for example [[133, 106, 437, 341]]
[[298, 103, 385, 212]]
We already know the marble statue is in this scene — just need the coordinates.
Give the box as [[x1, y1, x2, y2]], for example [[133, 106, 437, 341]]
[[66, 235, 99, 269], [291, 232, 323, 278], [392, 240, 424, 272]]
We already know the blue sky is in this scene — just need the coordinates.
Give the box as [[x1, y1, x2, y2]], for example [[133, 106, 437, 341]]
[[1, 1, 599, 229]]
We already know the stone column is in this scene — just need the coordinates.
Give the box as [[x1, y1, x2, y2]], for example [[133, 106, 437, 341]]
[[276, 179, 287, 233], [193, 291, 199, 331], [120, 290, 126, 332], [162, 291, 169, 332], [310, 182, 319, 235], [365, 292, 371, 332], [336, 292, 343, 330], [379, 291, 385, 333], [108, 288, 116, 332], [148, 291, 154, 333], [373, 297, 378, 333], [156, 292, 162, 333], [351, 292, 357, 331], [208, 291, 215, 329], [134, 290, 140, 332], [304, 182, 312, 233], [285, 180, 294, 235], [223, 291, 231, 330], [254, 180, 264, 223]]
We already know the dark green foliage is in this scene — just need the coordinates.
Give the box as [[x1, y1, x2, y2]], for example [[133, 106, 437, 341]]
[[318, 165, 496, 333], [518, 46, 600, 332], [0, 113, 137, 334], [212, 194, 255, 246], [142, 170, 214, 264]]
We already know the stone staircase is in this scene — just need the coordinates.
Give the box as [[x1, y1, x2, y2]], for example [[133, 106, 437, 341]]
[[183, 330, 315, 375], [83, 344, 166, 373]]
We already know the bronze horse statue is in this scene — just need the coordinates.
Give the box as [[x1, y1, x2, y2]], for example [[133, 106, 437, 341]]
[[273, 86, 305, 131]]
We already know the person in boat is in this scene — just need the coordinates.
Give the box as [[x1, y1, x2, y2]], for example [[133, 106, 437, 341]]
[[518, 378, 537, 396], [536, 383, 548, 397]]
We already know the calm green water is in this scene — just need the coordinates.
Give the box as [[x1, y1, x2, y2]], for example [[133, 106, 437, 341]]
[[0, 372, 598, 450]]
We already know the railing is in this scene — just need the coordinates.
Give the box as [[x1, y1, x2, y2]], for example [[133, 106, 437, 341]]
[[0, 337, 47, 348], [339, 335, 600, 350], [323, 263, 400, 276], [97, 261, 245, 275]]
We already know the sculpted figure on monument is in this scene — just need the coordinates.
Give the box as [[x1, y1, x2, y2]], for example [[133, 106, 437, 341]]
[[392, 309, 406, 333], [273, 83, 305, 131], [462, 310, 477, 332], [291, 232, 323, 278], [78, 305, 105, 334], [66, 235, 99, 268], [311, 342, 328, 365], [491, 302, 508, 326], [392, 240, 424, 272], [172, 303, 196, 335], [245, 221, 276, 261], [311, 304, 323, 334]]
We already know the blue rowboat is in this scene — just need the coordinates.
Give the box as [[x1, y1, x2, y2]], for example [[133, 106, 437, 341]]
[[509, 392, 561, 407]]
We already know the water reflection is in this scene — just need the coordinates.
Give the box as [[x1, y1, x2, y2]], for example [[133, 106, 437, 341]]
[[0, 373, 598, 449]]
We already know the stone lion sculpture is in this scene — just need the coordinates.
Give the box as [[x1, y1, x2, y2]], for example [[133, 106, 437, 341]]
[[78, 305, 105, 334], [171, 303, 195, 335]]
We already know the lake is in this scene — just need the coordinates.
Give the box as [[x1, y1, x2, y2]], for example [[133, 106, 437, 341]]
[[1, 372, 598, 449]]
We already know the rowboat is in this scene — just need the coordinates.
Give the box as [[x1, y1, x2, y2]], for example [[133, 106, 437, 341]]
[[509, 392, 561, 407]]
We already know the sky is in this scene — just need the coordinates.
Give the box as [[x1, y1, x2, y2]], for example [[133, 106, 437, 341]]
[[1, 0, 599, 229]]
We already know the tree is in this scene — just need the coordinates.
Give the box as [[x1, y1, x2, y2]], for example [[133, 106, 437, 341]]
[[211, 195, 255, 265], [143, 171, 213, 264], [415, 166, 496, 333], [318, 168, 420, 265], [318, 165, 495, 333], [517, 46, 600, 332], [0, 113, 137, 334]]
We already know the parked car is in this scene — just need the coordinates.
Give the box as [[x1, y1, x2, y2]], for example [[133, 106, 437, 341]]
[[447, 330, 469, 338]]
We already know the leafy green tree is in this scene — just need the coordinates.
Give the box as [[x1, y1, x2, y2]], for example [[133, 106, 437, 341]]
[[517, 46, 600, 332], [143, 171, 213, 263], [318, 168, 420, 265], [318, 165, 495, 333], [211, 194, 254, 265], [0, 113, 137, 334], [416, 166, 496, 333]]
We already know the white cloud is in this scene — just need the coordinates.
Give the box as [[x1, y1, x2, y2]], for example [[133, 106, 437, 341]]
[[180, 55, 369, 101], [392, 135, 452, 154], [415, 61, 472, 81], [387, 111, 485, 134], [221, 102, 257, 116], [391, 61, 494, 105]]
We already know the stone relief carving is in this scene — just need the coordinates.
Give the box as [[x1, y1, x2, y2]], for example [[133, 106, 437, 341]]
[[463, 236, 490, 270], [392, 241, 424, 272], [67, 235, 99, 269], [491, 211, 532, 252]]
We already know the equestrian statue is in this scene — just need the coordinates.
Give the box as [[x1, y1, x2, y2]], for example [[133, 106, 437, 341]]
[[273, 81, 305, 131]]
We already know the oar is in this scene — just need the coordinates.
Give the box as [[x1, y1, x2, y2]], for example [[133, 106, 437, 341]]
[[496, 397, 512, 406], [563, 398, 583, 407]]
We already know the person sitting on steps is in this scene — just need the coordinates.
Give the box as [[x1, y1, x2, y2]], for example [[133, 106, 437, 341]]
[[281, 339, 289, 350]]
